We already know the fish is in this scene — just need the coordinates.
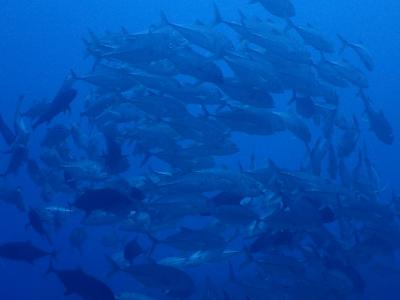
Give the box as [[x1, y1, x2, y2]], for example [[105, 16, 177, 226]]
[[1, 144, 29, 177], [123, 239, 143, 263], [251, 0, 296, 19], [324, 59, 369, 88], [0, 241, 55, 264], [69, 227, 88, 254], [27, 207, 52, 244], [160, 11, 234, 56], [0, 114, 16, 146], [117, 262, 195, 298], [359, 91, 394, 145], [168, 46, 224, 84], [149, 226, 228, 253], [46, 263, 116, 300], [33, 76, 77, 128], [337, 34, 374, 71], [115, 292, 155, 300], [102, 132, 129, 175], [155, 169, 265, 197], [0, 186, 25, 211], [0, 1, 396, 299], [73, 187, 143, 217], [287, 20, 335, 53], [41, 124, 71, 148]]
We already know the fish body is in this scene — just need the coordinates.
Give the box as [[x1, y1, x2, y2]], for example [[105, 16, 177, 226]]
[[33, 87, 77, 128], [0, 241, 52, 263]]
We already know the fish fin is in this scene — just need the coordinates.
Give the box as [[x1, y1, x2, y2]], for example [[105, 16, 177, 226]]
[[284, 18, 295, 32], [69, 70, 79, 81], [237, 160, 244, 173], [249, 149, 255, 170], [140, 152, 153, 167], [180, 226, 194, 233], [44, 261, 55, 277], [105, 255, 121, 278], [288, 90, 297, 105], [238, 10, 247, 24], [120, 26, 129, 36], [201, 104, 210, 118], [211, 1, 223, 27], [87, 29, 101, 45], [227, 262, 238, 283], [337, 33, 350, 54], [64, 289, 74, 296], [45, 232, 53, 245], [159, 10, 171, 27], [50, 249, 59, 262], [24, 222, 31, 230], [194, 19, 205, 27], [145, 232, 160, 256], [239, 246, 254, 270]]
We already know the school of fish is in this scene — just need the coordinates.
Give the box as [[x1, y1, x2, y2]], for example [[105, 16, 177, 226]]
[[0, 0, 397, 299]]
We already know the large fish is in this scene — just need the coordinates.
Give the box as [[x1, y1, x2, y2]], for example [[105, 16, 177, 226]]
[[33, 76, 77, 128], [46, 263, 116, 300], [287, 20, 335, 53], [251, 0, 296, 19], [0, 241, 55, 263], [359, 91, 394, 145], [0, 114, 16, 146], [73, 187, 144, 217], [338, 34, 374, 71], [108, 259, 195, 298]]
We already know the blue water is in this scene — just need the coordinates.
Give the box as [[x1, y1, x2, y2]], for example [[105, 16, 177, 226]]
[[0, 0, 399, 299]]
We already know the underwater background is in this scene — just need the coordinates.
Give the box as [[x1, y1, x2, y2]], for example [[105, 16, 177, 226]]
[[0, 0, 399, 299]]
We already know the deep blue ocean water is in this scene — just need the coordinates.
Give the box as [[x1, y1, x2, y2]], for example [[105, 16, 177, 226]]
[[0, 0, 399, 299]]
